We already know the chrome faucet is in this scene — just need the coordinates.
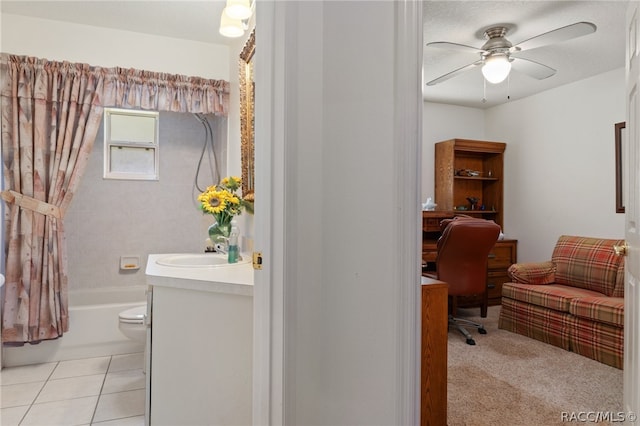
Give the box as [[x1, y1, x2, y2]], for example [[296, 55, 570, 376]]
[[214, 239, 228, 254], [205, 237, 228, 254]]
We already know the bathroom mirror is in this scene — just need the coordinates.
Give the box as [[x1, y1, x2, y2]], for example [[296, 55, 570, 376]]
[[240, 29, 255, 201]]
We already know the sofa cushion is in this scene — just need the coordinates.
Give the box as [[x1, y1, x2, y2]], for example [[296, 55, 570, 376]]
[[502, 283, 605, 313], [507, 262, 556, 285], [569, 296, 624, 328], [551, 235, 625, 297]]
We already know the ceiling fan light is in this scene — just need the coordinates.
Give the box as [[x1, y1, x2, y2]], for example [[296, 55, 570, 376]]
[[225, 0, 252, 20], [219, 9, 245, 38], [482, 54, 511, 84]]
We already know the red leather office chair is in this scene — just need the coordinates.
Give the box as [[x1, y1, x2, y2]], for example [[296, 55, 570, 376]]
[[434, 216, 501, 345]]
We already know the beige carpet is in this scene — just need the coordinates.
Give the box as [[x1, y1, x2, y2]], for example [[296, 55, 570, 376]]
[[447, 306, 623, 426]]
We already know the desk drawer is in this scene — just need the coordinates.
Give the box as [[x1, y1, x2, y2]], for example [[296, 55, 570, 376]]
[[488, 243, 515, 269], [487, 271, 510, 300], [423, 217, 441, 232], [423, 251, 437, 263]]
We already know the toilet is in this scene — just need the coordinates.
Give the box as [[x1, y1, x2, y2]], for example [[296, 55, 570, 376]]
[[118, 305, 147, 342], [118, 305, 148, 372]]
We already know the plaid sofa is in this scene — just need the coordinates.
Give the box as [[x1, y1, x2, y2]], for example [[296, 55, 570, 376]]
[[498, 235, 625, 369]]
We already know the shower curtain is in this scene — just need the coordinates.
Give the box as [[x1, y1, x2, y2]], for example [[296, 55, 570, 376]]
[[1, 54, 229, 344]]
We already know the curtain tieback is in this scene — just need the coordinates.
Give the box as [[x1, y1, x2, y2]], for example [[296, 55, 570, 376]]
[[1, 190, 62, 219]]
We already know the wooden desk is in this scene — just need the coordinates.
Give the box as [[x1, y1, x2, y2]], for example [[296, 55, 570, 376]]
[[421, 277, 448, 426], [422, 211, 517, 308]]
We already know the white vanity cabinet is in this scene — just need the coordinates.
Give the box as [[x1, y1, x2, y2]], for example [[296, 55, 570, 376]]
[[145, 254, 253, 426]]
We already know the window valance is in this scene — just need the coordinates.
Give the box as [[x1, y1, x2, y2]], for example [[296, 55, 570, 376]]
[[1, 53, 230, 115]]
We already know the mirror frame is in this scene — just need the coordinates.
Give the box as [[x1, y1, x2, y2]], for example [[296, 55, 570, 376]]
[[240, 29, 256, 201], [615, 121, 626, 213]]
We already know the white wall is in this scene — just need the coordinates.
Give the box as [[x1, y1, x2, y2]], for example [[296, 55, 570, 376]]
[[423, 68, 626, 263], [486, 67, 625, 261], [2, 14, 229, 79]]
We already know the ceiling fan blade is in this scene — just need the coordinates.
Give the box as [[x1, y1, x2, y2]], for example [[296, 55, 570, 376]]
[[426, 41, 485, 54], [510, 56, 557, 80], [426, 60, 482, 86], [514, 22, 596, 52]]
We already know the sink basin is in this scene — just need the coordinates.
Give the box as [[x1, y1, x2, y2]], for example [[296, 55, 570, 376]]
[[156, 253, 250, 267]]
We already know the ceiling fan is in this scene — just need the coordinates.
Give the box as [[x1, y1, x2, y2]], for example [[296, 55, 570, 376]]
[[426, 22, 597, 86]]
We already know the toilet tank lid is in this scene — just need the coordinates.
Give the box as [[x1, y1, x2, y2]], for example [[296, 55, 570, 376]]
[[119, 305, 146, 320]]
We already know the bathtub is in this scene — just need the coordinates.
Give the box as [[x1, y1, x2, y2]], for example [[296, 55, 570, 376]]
[[2, 286, 147, 368]]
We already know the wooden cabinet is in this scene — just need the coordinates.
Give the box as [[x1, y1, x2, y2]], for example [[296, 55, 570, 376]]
[[435, 138, 506, 228], [426, 139, 517, 309], [421, 277, 448, 426]]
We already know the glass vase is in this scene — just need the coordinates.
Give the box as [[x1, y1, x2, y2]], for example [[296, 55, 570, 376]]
[[208, 220, 232, 245]]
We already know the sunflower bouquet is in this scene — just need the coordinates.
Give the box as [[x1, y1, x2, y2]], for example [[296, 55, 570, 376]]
[[197, 176, 253, 242]]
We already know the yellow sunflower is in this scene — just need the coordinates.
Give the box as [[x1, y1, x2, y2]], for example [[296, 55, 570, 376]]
[[225, 193, 240, 205], [197, 176, 252, 224], [221, 176, 241, 191], [199, 189, 227, 214]]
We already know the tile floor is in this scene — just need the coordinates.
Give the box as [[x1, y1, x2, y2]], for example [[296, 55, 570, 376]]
[[0, 353, 145, 426]]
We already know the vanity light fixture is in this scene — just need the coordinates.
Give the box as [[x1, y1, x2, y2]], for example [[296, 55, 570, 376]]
[[219, 0, 254, 38], [481, 54, 512, 84], [219, 9, 245, 38], [224, 0, 252, 20]]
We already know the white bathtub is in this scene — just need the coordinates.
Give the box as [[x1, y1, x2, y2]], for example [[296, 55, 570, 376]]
[[2, 286, 147, 368]]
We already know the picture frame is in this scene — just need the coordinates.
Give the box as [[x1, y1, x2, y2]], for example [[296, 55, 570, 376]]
[[615, 121, 626, 213]]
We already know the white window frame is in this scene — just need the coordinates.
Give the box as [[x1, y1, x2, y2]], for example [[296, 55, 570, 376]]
[[104, 108, 160, 180]]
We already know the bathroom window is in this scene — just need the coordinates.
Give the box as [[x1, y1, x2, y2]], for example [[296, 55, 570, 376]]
[[104, 108, 159, 180]]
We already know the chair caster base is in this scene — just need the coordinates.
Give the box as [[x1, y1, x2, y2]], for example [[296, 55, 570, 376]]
[[450, 315, 487, 345]]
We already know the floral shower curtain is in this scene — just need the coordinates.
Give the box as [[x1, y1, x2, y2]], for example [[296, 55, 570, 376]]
[[1, 54, 229, 344]]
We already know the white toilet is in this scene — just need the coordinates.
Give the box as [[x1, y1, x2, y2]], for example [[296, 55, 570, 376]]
[[118, 305, 148, 372], [118, 305, 147, 342]]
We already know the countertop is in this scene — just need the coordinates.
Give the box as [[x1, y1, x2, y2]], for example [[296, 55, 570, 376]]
[[145, 254, 254, 296]]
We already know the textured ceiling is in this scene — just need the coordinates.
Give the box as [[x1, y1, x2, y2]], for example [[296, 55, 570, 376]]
[[423, 1, 628, 108], [2, 1, 628, 109]]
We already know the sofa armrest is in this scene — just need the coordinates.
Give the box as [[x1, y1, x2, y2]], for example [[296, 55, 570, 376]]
[[507, 261, 556, 285]]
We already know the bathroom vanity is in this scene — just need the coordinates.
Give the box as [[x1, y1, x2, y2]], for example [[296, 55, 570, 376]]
[[145, 253, 253, 426]]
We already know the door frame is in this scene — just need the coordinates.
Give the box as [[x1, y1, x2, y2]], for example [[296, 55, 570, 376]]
[[252, 1, 284, 424], [252, 1, 424, 424], [624, 1, 640, 420]]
